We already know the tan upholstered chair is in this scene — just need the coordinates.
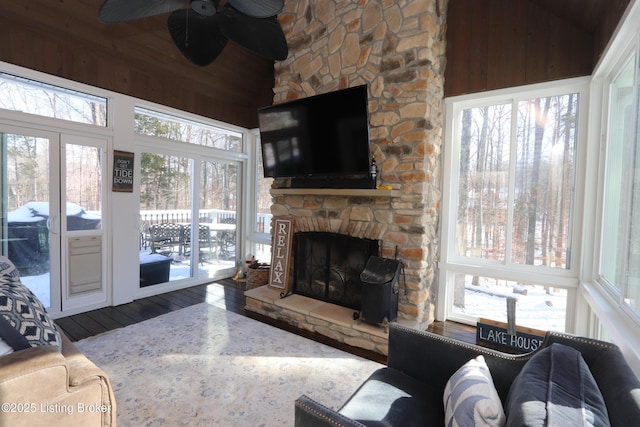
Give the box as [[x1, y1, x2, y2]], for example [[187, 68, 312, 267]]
[[0, 331, 116, 426]]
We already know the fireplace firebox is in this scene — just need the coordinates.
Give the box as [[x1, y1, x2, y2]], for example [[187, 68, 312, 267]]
[[293, 232, 379, 310]]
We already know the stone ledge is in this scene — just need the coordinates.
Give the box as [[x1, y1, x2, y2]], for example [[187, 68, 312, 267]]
[[276, 293, 325, 315], [244, 285, 415, 355], [270, 188, 401, 197]]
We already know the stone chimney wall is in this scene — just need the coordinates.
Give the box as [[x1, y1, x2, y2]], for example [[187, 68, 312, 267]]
[[271, 0, 448, 328]]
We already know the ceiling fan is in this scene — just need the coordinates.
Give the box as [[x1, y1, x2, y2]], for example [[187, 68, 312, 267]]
[[98, 0, 288, 66]]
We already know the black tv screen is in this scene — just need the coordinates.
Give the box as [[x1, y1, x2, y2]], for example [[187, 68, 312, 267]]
[[258, 85, 371, 179]]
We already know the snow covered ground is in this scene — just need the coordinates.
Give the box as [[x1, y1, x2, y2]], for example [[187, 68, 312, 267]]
[[453, 282, 567, 332], [20, 256, 235, 310], [20, 273, 52, 308], [18, 242, 270, 311]]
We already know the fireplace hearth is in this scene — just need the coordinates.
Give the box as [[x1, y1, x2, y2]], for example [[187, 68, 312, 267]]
[[293, 232, 379, 310]]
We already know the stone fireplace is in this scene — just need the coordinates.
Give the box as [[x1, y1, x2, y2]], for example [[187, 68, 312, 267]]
[[245, 0, 447, 355]]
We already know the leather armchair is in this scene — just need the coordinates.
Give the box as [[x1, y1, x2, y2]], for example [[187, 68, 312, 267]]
[[0, 331, 116, 426]]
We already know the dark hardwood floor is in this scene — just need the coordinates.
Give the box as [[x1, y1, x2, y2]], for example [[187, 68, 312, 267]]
[[55, 279, 246, 342], [55, 278, 477, 365]]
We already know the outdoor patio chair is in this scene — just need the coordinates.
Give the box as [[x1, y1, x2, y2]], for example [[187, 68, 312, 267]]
[[181, 224, 213, 264], [148, 223, 184, 256]]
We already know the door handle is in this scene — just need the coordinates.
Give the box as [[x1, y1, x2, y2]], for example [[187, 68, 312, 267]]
[[47, 214, 59, 235]]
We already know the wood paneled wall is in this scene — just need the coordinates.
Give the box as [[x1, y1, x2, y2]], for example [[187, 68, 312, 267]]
[[444, 0, 629, 97], [0, 1, 275, 129], [0, 1, 631, 122], [593, 0, 632, 64]]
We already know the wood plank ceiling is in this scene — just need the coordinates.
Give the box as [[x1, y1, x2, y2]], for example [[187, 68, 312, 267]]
[[530, 0, 607, 32], [528, 0, 627, 62]]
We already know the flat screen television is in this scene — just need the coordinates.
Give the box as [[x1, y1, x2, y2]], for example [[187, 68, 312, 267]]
[[257, 85, 371, 187]]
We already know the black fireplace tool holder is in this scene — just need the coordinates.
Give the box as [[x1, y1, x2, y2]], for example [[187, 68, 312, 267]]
[[354, 254, 402, 329]]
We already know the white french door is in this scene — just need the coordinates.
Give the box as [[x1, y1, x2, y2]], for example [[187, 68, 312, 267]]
[[1, 126, 61, 313], [0, 125, 108, 316]]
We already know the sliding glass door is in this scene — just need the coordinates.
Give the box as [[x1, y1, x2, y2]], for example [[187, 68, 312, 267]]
[[139, 152, 238, 286], [197, 159, 238, 278]]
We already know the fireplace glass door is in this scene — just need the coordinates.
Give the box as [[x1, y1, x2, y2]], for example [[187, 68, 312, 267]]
[[294, 232, 379, 310]]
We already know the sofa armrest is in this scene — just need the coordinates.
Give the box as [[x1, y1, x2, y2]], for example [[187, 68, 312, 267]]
[[0, 344, 66, 381], [0, 332, 112, 390], [590, 347, 640, 426], [544, 332, 640, 427], [295, 395, 366, 427], [60, 333, 111, 388], [0, 332, 116, 427]]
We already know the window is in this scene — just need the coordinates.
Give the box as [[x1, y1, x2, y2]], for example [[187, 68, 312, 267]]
[[441, 79, 588, 332], [0, 73, 107, 126], [251, 133, 273, 263], [600, 50, 640, 316], [135, 108, 245, 284], [135, 107, 243, 152]]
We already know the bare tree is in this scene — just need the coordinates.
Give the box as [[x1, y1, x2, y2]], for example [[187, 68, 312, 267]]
[[455, 108, 472, 306], [525, 98, 550, 265]]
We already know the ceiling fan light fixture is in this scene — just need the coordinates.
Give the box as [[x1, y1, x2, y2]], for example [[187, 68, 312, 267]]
[[191, 0, 218, 17], [98, 0, 288, 65]]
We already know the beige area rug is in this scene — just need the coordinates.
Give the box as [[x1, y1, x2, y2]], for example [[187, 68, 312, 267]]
[[76, 303, 383, 426]]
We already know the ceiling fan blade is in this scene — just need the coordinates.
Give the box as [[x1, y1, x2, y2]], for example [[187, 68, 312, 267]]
[[218, 6, 288, 60], [226, 0, 284, 18], [99, 0, 185, 23], [168, 9, 229, 66]]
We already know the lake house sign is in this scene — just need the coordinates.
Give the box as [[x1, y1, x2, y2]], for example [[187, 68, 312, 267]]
[[476, 318, 545, 352]]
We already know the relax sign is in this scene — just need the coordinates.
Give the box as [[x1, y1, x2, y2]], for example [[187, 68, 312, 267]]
[[269, 217, 293, 290]]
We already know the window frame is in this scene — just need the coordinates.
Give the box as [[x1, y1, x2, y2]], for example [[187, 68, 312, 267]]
[[578, 13, 640, 374], [439, 77, 591, 331], [0, 72, 108, 127], [589, 32, 640, 325], [247, 128, 272, 263]]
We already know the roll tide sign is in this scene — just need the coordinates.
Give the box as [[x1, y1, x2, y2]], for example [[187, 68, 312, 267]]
[[269, 217, 293, 291], [112, 150, 134, 192]]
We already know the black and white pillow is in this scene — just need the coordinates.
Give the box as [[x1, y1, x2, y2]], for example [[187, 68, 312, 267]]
[[444, 355, 506, 427], [0, 257, 61, 353]]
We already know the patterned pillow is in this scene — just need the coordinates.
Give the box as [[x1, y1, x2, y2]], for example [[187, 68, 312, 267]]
[[0, 275, 62, 352], [444, 355, 506, 427]]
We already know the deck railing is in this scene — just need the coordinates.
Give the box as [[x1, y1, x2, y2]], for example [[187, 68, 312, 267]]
[[139, 210, 272, 233]]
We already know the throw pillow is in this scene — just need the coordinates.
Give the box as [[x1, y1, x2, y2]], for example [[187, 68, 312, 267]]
[[444, 355, 506, 427], [505, 343, 610, 427], [0, 277, 62, 352]]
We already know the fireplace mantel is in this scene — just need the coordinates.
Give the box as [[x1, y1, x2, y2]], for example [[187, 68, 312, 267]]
[[270, 188, 401, 197]]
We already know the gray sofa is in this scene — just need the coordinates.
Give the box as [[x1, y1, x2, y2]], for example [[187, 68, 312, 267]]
[[295, 322, 640, 426]]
